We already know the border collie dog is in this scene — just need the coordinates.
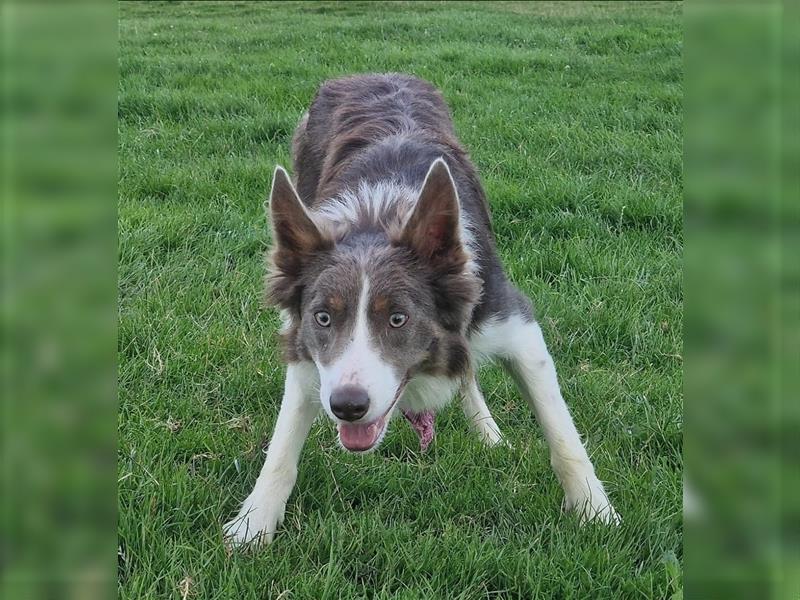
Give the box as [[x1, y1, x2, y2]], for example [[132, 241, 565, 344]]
[[225, 74, 618, 546]]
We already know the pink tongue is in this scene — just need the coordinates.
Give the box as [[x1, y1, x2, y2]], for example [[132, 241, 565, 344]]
[[403, 410, 435, 452], [338, 420, 383, 451]]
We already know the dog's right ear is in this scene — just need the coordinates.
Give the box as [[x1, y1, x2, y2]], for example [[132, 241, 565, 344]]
[[267, 166, 326, 255], [266, 166, 329, 309]]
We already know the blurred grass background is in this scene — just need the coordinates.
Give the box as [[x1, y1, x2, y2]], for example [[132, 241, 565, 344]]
[[0, 1, 795, 599]]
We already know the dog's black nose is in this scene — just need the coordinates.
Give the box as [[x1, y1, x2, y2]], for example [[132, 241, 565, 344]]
[[330, 385, 370, 422]]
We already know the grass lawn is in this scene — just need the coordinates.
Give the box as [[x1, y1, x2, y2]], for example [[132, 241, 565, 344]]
[[118, 2, 683, 598]]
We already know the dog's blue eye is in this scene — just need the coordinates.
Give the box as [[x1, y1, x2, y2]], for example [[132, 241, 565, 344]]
[[314, 311, 331, 327], [389, 313, 408, 328]]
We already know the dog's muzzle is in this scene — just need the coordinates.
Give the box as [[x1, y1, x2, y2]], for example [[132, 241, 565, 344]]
[[329, 384, 370, 422]]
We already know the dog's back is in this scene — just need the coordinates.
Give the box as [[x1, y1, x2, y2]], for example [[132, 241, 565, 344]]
[[293, 74, 465, 202], [292, 73, 528, 328]]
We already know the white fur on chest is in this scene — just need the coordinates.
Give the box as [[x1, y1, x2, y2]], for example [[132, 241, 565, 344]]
[[396, 317, 523, 414], [399, 374, 460, 414], [468, 316, 526, 364]]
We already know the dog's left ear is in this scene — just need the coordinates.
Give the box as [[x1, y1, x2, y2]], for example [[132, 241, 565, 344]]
[[400, 158, 478, 331], [400, 158, 462, 260]]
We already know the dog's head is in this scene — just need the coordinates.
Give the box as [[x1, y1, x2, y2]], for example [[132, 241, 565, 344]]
[[265, 159, 479, 452]]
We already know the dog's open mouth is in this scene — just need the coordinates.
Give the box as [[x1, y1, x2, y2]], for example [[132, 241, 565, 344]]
[[337, 417, 387, 452], [335, 376, 408, 453]]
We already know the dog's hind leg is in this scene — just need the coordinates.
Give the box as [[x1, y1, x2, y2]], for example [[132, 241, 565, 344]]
[[461, 374, 504, 446], [224, 362, 319, 546], [501, 316, 619, 524]]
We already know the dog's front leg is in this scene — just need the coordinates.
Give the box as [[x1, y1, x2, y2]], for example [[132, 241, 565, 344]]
[[504, 319, 620, 525], [224, 362, 319, 546], [461, 374, 504, 446]]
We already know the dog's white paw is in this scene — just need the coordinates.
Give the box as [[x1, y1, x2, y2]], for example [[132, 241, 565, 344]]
[[223, 497, 286, 547], [564, 477, 621, 525]]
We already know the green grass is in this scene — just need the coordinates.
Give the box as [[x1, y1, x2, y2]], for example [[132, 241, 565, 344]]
[[118, 2, 683, 598]]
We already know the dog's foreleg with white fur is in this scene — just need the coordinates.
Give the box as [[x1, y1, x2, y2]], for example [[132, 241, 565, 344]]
[[505, 319, 620, 524], [461, 374, 504, 446], [224, 363, 319, 546]]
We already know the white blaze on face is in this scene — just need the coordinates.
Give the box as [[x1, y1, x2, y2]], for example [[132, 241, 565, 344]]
[[316, 275, 400, 423]]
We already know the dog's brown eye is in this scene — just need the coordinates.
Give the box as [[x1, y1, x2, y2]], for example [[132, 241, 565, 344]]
[[314, 311, 331, 327], [389, 313, 408, 328]]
